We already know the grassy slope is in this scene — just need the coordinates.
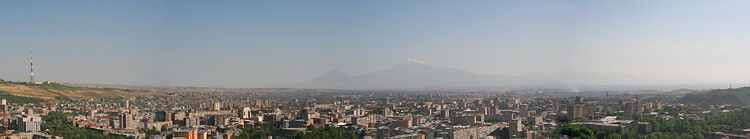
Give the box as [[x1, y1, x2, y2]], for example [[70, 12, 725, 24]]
[[0, 81, 169, 101], [0, 91, 46, 104]]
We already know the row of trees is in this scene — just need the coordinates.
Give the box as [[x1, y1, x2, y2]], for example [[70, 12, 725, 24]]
[[556, 126, 640, 139], [644, 132, 705, 139], [294, 127, 359, 139]]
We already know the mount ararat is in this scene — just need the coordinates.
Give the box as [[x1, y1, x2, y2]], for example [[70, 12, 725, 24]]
[[268, 60, 650, 89]]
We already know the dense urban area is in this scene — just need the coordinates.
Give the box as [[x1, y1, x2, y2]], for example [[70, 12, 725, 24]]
[[1, 80, 750, 139]]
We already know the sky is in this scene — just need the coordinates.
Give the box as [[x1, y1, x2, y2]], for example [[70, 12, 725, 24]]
[[1, 0, 749, 87]]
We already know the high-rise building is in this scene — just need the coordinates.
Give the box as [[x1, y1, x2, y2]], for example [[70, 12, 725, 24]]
[[513, 118, 522, 132], [520, 104, 529, 117], [156, 110, 172, 122], [623, 97, 643, 118], [209, 115, 229, 126], [635, 97, 642, 112], [624, 102, 635, 118], [575, 96, 584, 104], [567, 104, 585, 120], [120, 113, 135, 129], [172, 111, 186, 121], [442, 109, 450, 119], [17, 115, 41, 132], [185, 116, 200, 127], [240, 107, 252, 119], [479, 107, 489, 115], [122, 100, 130, 108], [1, 99, 7, 113], [383, 108, 393, 117], [502, 118, 530, 138], [509, 118, 523, 138], [552, 99, 560, 112], [213, 102, 221, 111], [624, 101, 643, 118], [566, 96, 586, 120]]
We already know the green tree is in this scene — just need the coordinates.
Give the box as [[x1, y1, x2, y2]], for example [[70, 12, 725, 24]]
[[42, 112, 125, 139], [559, 126, 594, 137], [608, 133, 622, 139]]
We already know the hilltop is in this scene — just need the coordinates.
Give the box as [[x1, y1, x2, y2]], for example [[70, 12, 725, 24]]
[[677, 87, 750, 106], [0, 81, 169, 102]]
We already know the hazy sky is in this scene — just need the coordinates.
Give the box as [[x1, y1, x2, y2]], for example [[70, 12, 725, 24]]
[[1, 0, 749, 87]]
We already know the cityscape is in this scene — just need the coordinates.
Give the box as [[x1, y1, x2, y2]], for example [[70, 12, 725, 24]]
[[2, 1, 750, 139]]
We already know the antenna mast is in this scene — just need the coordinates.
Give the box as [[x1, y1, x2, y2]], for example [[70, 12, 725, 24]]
[[30, 47, 34, 84]]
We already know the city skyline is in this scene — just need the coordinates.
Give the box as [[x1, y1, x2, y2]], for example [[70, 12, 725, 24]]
[[2, 1, 750, 139], [2, 1, 750, 87]]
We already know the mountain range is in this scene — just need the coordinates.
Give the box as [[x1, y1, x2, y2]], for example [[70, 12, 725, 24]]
[[270, 60, 655, 89]]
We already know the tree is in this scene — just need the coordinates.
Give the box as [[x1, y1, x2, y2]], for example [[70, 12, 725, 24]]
[[608, 133, 622, 139], [143, 129, 160, 136], [559, 126, 593, 137]]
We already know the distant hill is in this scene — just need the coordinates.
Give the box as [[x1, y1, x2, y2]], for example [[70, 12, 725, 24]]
[[273, 60, 653, 89], [291, 61, 511, 89], [678, 87, 750, 106], [0, 81, 169, 102]]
